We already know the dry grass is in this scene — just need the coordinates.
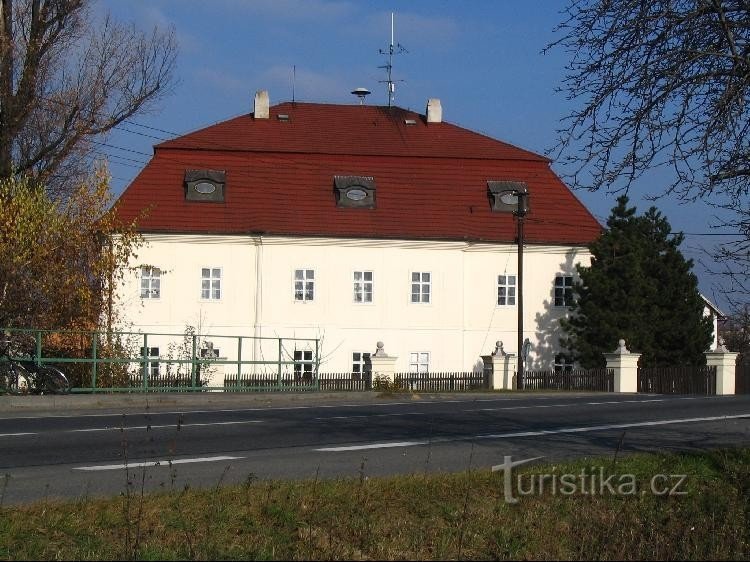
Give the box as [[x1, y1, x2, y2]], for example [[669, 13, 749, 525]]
[[0, 448, 748, 560]]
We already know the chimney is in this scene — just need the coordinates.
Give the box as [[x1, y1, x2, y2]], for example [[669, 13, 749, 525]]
[[254, 90, 269, 119], [426, 98, 442, 124]]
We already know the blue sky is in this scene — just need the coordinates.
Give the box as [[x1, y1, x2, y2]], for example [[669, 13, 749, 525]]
[[99, 0, 737, 311]]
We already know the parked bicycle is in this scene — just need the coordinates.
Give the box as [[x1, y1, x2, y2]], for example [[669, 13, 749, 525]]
[[0, 339, 70, 395]]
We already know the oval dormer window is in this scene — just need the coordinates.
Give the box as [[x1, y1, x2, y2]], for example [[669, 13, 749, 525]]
[[194, 182, 217, 195], [346, 188, 367, 201]]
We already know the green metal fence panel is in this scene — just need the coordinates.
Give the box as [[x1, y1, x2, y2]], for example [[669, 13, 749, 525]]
[[1, 327, 321, 393]]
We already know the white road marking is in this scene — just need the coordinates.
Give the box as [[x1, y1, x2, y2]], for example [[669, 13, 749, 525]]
[[314, 413, 750, 452], [0, 432, 36, 437], [316, 412, 426, 420], [316, 441, 428, 452], [70, 420, 263, 433], [74, 455, 244, 471], [467, 397, 672, 412]]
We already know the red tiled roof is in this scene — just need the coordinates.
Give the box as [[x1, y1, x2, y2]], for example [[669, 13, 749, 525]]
[[115, 102, 602, 245]]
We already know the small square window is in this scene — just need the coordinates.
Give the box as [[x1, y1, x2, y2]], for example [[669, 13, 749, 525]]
[[201, 268, 221, 300], [497, 275, 517, 306], [554, 354, 574, 373], [352, 352, 372, 379], [294, 269, 315, 302], [140, 266, 161, 299], [409, 352, 430, 373], [554, 276, 574, 307], [139, 346, 160, 378], [294, 350, 314, 379], [354, 271, 373, 303], [411, 272, 431, 303]]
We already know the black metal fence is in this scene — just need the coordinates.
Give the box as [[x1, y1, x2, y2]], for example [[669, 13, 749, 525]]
[[393, 371, 490, 392], [637, 366, 717, 395], [522, 369, 614, 391]]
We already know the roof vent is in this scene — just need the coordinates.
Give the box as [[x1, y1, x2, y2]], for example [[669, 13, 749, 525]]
[[426, 98, 442, 124], [254, 90, 269, 119], [404, 119, 417, 125], [277, 114, 290, 122]]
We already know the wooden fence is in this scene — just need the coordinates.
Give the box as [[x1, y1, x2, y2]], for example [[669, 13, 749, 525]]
[[637, 366, 717, 395], [522, 369, 614, 391], [736, 355, 749, 395], [393, 371, 489, 392]]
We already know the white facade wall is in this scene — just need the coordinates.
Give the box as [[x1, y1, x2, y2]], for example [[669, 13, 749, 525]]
[[119, 234, 591, 374]]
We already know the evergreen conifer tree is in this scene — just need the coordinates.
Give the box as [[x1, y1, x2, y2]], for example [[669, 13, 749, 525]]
[[561, 197, 713, 367]]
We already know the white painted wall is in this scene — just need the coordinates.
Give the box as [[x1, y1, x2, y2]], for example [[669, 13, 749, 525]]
[[118, 234, 592, 375]]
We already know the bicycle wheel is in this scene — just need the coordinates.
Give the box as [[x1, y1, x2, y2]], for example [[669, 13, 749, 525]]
[[39, 366, 70, 394]]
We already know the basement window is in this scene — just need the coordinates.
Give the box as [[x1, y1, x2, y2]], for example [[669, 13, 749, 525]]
[[185, 170, 226, 202], [334, 176, 376, 208]]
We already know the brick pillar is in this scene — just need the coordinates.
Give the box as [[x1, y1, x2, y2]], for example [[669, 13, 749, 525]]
[[705, 338, 739, 396], [370, 341, 398, 384], [604, 339, 641, 393]]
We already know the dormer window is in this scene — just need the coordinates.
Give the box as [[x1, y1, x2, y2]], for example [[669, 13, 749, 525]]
[[487, 180, 529, 214], [334, 176, 376, 208], [185, 170, 226, 202]]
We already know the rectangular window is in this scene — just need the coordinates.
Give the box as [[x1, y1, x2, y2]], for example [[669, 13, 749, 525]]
[[294, 350, 314, 379], [353, 271, 373, 303], [352, 352, 371, 379], [411, 272, 431, 303], [294, 269, 315, 302], [139, 346, 159, 378], [554, 276, 574, 307], [140, 266, 161, 299], [409, 352, 430, 373], [497, 275, 517, 306], [554, 354, 574, 373], [201, 267, 221, 300]]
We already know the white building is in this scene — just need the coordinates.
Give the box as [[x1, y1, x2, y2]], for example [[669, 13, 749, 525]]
[[115, 93, 602, 377]]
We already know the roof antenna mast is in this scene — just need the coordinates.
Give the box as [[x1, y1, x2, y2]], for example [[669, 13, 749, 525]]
[[379, 12, 407, 107]]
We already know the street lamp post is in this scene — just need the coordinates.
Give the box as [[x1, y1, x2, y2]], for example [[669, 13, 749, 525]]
[[487, 181, 529, 389]]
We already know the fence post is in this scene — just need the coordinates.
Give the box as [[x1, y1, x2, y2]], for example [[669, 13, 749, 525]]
[[236, 336, 242, 380], [369, 341, 397, 387], [481, 341, 516, 390], [277, 339, 283, 389], [604, 339, 640, 393], [142, 333, 149, 391], [705, 338, 739, 395], [91, 333, 98, 389], [191, 334, 198, 389], [35, 330, 42, 367]]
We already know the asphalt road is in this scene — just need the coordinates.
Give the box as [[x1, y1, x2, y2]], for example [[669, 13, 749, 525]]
[[1, 392, 749, 505]]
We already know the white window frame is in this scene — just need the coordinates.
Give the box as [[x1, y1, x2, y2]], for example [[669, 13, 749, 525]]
[[497, 274, 517, 307], [353, 270, 374, 303], [409, 352, 430, 374], [139, 346, 160, 378], [140, 266, 161, 299], [352, 351, 371, 378], [410, 271, 431, 304], [201, 267, 222, 300], [293, 268, 315, 302], [554, 275, 574, 308], [554, 354, 574, 373], [294, 349, 314, 379]]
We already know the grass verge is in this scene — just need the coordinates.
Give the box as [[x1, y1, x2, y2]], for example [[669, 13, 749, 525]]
[[0, 448, 748, 560]]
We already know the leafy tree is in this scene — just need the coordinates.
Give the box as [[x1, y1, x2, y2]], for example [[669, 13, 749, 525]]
[[561, 196, 713, 367], [0, 167, 142, 332], [0, 0, 177, 195], [549, 0, 750, 302]]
